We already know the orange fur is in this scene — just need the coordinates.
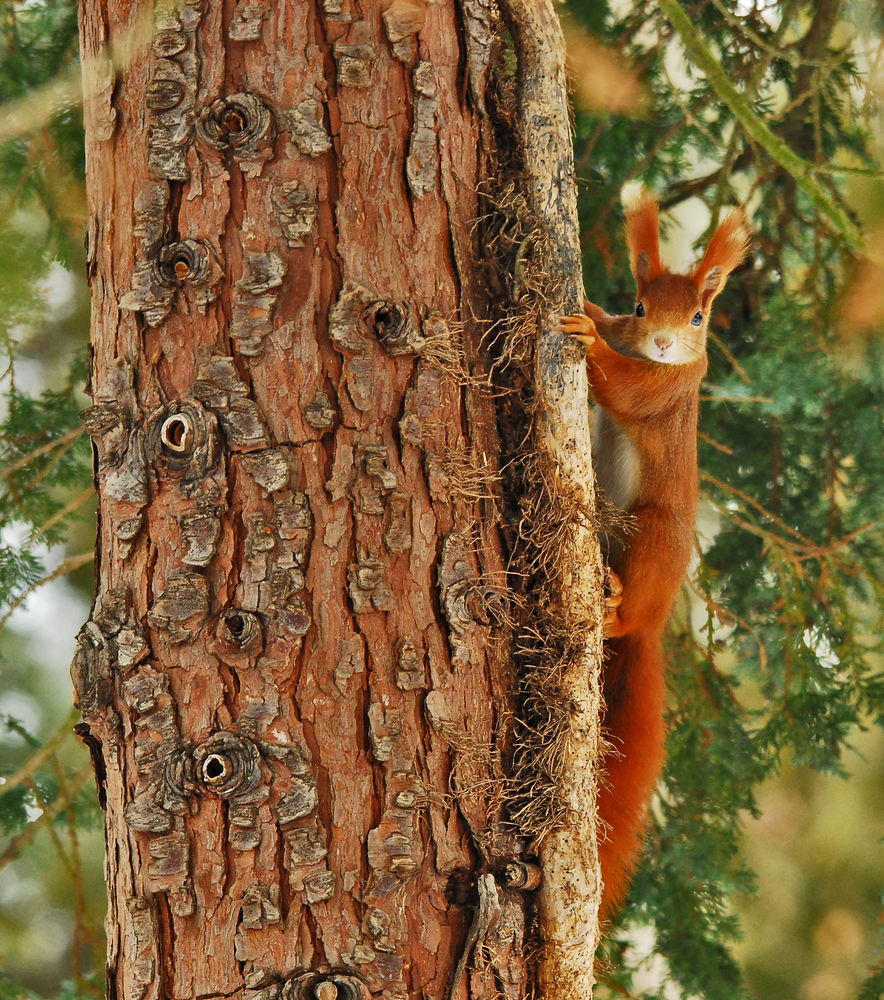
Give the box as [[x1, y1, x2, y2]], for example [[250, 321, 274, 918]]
[[624, 187, 664, 287], [559, 191, 750, 918], [691, 208, 752, 292]]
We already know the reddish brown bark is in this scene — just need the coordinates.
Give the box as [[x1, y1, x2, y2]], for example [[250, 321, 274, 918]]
[[74, 1, 528, 997]]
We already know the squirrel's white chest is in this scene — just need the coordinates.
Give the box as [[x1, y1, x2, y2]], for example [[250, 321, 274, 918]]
[[592, 407, 640, 511]]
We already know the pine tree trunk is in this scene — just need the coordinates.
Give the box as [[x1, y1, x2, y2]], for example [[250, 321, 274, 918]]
[[73, 2, 601, 998]]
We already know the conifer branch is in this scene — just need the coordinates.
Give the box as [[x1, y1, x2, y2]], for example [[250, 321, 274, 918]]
[[0, 707, 80, 797], [656, 0, 864, 251], [0, 764, 93, 872]]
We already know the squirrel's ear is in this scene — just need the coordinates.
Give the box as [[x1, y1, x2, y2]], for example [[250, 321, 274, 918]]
[[623, 187, 664, 291], [692, 208, 751, 306]]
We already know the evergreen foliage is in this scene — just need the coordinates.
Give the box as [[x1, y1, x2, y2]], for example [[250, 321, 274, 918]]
[[0, 0, 91, 617], [565, 0, 883, 996], [0, 971, 102, 1000], [0, 0, 82, 359], [0, 2, 98, 995], [0, 0, 881, 998]]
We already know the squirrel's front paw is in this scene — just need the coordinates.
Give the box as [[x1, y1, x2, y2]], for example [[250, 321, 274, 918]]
[[557, 313, 598, 348], [602, 567, 625, 638]]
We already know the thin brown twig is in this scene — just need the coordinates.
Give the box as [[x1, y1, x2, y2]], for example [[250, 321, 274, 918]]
[[0, 426, 84, 482], [17, 430, 84, 496], [0, 707, 80, 796], [27, 775, 74, 874], [701, 471, 814, 546], [697, 431, 734, 455], [0, 765, 93, 872], [700, 393, 773, 404], [706, 328, 752, 383], [51, 753, 92, 985], [686, 575, 769, 673], [32, 485, 96, 540], [0, 550, 94, 632]]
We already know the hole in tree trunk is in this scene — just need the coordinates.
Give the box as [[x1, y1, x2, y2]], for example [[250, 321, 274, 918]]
[[201, 754, 229, 783], [160, 415, 192, 453]]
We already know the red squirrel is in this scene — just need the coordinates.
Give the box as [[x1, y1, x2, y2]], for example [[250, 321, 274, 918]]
[[558, 189, 751, 917]]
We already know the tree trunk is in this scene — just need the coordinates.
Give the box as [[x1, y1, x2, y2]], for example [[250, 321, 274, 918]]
[[73, 1, 601, 998]]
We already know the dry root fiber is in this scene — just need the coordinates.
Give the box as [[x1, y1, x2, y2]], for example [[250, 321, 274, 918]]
[[480, 182, 605, 846]]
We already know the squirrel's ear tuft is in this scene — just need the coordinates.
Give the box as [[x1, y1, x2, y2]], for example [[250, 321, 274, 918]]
[[692, 208, 751, 305], [623, 186, 664, 290]]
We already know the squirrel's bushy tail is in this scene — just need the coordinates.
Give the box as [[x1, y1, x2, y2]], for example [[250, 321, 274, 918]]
[[598, 631, 667, 918]]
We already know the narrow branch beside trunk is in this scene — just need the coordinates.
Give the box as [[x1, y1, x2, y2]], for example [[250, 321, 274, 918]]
[[498, 0, 606, 995]]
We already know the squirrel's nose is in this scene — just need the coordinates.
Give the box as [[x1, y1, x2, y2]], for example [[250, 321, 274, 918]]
[[654, 337, 673, 353]]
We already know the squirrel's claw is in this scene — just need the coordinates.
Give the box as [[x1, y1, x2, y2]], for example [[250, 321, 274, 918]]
[[604, 567, 623, 604], [557, 313, 598, 347], [602, 568, 624, 638]]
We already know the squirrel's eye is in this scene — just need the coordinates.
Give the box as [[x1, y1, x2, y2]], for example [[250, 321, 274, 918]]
[[691, 311, 703, 326], [635, 302, 645, 317]]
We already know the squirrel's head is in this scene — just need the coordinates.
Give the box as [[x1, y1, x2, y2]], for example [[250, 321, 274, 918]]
[[621, 188, 751, 365]]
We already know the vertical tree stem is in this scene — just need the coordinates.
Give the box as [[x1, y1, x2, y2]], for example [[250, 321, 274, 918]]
[[498, 1, 605, 995]]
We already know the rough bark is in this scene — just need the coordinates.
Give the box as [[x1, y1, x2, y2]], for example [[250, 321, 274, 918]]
[[74, 2, 530, 998], [498, 1, 604, 995]]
